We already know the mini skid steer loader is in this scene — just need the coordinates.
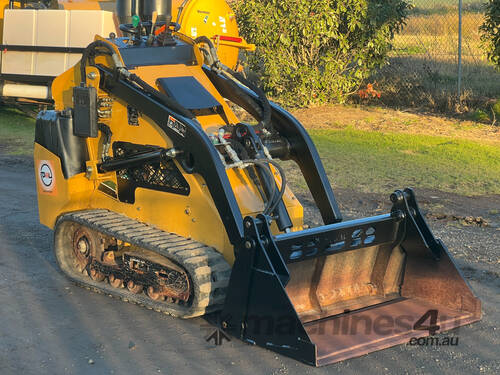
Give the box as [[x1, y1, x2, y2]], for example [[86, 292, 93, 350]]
[[34, 0, 481, 366]]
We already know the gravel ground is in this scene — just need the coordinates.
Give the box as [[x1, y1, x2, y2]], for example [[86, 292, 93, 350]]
[[0, 155, 498, 375]]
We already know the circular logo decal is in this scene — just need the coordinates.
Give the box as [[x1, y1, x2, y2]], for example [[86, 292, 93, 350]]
[[40, 163, 53, 187], [38, 160, 56, 193]]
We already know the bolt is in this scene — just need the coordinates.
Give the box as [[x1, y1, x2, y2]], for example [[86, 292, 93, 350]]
[[245, 221, 252, 229], [87, 72, 97, 80], [390, 191, 403, 204], [165, 148, 181, 158], [222, 321, 228, 329], [244, 241, 252, 249], [260, 236, 269, 247], [184, 208, 191, 215], [391, 210, 406, 221]]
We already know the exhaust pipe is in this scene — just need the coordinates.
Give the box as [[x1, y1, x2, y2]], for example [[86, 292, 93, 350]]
[[116, 0, 141, 24], [141, 0, 172, 24]]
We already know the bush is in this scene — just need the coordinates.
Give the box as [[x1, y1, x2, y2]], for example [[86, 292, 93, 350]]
[[470, 109, 490, 122], [493, 98, 500, 118], [480, 0, 500, 69], [234, 0, 410, 106]]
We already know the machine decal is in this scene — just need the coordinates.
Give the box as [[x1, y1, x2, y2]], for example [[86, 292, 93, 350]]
[[219, 16, 227, 33], [167, 115, 187, 137], [38, 160, 56, 194]]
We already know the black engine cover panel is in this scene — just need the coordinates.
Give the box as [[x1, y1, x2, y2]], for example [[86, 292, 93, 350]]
[[35, 110, 89, 179]]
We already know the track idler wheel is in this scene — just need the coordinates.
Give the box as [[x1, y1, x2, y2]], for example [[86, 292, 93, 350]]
[[72, 227, 95, 273]]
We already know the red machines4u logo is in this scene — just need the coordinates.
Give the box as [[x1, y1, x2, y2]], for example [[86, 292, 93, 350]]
[[37, 160, 57, 195]]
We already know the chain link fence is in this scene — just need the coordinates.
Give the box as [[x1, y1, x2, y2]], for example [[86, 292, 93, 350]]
[[371, 0, 499, 113]]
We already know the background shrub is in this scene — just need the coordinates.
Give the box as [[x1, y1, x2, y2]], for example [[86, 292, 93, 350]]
[[480, 0, 500, 69], [234, 0, 411, 106]]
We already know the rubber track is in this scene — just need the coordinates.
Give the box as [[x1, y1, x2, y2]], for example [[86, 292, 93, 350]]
[[55, 210, 231, 318]]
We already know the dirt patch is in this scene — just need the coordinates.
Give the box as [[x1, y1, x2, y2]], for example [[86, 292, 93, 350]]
[[427, 214, 490, 228], [291, 104, 500, 145], [296, 186, 500, 229]]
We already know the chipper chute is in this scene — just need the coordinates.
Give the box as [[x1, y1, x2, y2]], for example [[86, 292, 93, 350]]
[[34, 0, 480, 367], [221, 188, 481, 365]]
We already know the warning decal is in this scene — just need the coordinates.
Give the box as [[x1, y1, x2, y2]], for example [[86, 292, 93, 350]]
[[167, 115, 187, 138]]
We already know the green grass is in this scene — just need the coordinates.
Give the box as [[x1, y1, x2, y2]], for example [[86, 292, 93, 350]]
[[304, 128, 500, 196], [0, 109, 498, 196], [412, 0, 483, 6], [0, 107, 35, 155], [411, 0, 486, 11]]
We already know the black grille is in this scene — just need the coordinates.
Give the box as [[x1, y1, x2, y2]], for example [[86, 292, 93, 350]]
[[113, 142, 189, 195]]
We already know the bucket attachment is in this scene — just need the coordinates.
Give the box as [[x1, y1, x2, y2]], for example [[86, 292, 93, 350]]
[[221, 188, 481, 366]]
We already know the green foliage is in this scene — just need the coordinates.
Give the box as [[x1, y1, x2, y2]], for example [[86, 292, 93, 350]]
[[493, 98, 500, 117], [480, 0, 500, 69], [235, 0, 411, 106], [470, 109, 491, 122]]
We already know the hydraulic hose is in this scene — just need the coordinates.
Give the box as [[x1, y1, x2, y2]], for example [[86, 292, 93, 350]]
[[195, 36, 272, 133], [265, 159, 287, 215], [242, 159, 287, 216], [254, 161, 276, 215], [175, 0, 190, 25], [194, 36, 220, 68], [80, 41, 124, 86]]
